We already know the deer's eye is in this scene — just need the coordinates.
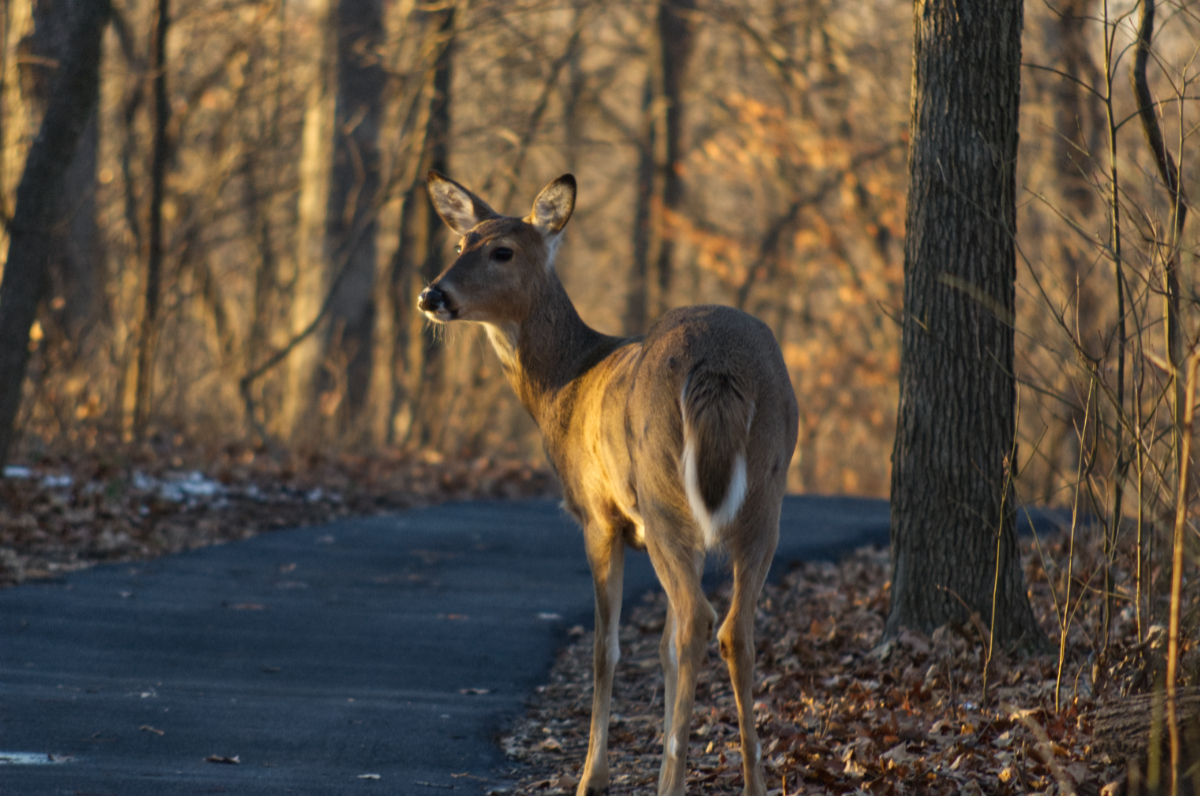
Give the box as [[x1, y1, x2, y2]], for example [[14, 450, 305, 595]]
[[455, 242, 464, 254], [492, 247, 514, 262]]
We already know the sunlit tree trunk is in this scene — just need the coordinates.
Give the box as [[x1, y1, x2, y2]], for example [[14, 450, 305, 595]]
[[0, 0, 33, 236], [886, 0, 1044, 648], [282, 0, 335, 442], [0, 0, 110, 468]]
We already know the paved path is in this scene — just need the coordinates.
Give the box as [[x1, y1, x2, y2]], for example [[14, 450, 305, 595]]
[[1, 496, 1058, 795]]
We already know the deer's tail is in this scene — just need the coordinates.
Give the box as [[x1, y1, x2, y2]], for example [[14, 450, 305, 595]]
[[680, 367, 755, 548]]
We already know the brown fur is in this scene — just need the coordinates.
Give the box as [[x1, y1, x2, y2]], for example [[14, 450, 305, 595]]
[[683, 366, 752, 511], [421, 172, 799, 796]]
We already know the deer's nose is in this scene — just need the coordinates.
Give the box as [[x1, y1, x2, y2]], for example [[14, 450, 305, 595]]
[[418, 286, 447, 313]]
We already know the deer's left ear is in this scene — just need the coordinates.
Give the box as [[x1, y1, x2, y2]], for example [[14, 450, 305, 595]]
[[530, 174, 576, 235], [428, 171, 498, 235]]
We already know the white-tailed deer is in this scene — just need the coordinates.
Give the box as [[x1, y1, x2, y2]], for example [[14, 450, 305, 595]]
[[419, 172, 798, 796]]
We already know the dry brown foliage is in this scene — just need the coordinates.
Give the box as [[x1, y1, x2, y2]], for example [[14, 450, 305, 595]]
[[496, 541, 1200, 796], [0, 438, 557, 587]]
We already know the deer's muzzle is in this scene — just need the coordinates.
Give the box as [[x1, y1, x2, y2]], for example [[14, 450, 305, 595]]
[[417, 286, 455, 321]]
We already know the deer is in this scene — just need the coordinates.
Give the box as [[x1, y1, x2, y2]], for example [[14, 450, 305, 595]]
[[418, 171, 798, 796]]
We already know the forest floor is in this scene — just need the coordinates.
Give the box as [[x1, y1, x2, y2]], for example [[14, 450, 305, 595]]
[[496, 540, 1188, 796], [0, 442, 1184, 794], [0, 436, 558, 587]]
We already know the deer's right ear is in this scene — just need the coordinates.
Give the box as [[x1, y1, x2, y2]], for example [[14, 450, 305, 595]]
[[427, 171, 497, 235], [530, 174, 576, 235]]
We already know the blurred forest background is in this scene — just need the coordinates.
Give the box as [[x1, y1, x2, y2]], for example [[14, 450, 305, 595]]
[[0, 0, 1197, 505]]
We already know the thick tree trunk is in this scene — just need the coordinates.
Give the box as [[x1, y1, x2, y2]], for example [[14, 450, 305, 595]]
[[20, 0, 102, 341], [322, 0, 385, 430], [0, 0, 110, 468], [886, 0, 1044, 649]]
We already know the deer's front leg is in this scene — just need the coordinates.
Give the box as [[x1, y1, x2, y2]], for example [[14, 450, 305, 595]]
[[577, 528, 625, 796]]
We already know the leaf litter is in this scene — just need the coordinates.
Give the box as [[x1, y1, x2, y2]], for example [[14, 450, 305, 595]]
[[0, 440, 557, 587], [497, 539, 1192, 795]]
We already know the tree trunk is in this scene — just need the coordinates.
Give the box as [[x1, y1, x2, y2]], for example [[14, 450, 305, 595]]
[[624, 73, 657, 336], [886, 0, 1044, 649], [20, 0, 102, 341], [132, 0, 169, 439], [625, 0, 694, 335], [322, 0, 386, 432], [411, 6, 452, 449], [0, 0, 110, 468], [653, 0, 694, 314], [281, 0, 336, 441]]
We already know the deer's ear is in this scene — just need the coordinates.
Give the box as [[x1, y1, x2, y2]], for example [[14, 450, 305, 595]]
[[530, 174, 576, 235], [427, 171, 498, 235]]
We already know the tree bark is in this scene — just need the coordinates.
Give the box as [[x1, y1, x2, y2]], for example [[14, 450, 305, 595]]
[[625, 0, 694, 334], [886, 0, 1044, 649], [410, 6, 452, 449], [653, 0, 694, 313], [386, 1, 451, 448], [20, 0, 102, 341], [0, 0, 110, 468], [322, 0, 386, 430], [132, 0, 170, 439], [624, 73, 657, 336], [281, 0, 336, 441]]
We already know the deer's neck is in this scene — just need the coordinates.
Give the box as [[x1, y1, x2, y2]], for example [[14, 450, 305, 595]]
[[485, 277, 622, 429]]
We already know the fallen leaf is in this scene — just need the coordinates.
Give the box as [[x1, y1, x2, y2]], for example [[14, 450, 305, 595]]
[[204, 754, 240, 764]]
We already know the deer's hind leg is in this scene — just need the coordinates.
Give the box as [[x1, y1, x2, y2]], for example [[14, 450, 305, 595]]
[[716, 501, 780, 796], [577, 524, 625, 796], [645, 517, 715, 796]]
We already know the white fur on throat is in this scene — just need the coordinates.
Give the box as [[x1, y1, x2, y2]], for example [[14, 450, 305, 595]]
[[485, 322, 521, 370], [543, 233, 562, 272], [682, 436, 748, 549]]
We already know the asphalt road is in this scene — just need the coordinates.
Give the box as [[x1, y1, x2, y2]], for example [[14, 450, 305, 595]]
[[0, 496, 1061, 795]]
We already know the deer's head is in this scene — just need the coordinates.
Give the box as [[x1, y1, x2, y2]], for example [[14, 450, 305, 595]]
[[418, 172, 576, 327]]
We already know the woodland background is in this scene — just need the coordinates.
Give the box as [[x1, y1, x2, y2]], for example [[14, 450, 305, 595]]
[[0, 0, 1196, 509]]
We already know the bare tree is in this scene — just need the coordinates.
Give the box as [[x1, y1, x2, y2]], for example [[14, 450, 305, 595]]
[[0, 0, 111, 468], [20, 0, 102, 341], [408, 5, 453, 448], [321, 0, 387, 431], [131, 0, 171, 439], [625, 0, 695, 334], [282, 0, 337, 440], [886, 0, 1044, 648]]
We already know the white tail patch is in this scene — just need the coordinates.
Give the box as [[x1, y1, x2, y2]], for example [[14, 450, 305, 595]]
[[682, 436, 748, 549]]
